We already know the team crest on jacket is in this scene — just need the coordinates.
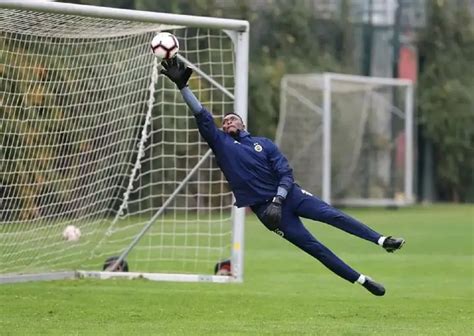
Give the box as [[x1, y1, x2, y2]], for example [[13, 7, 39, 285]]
[[253, 143, 263, 152]]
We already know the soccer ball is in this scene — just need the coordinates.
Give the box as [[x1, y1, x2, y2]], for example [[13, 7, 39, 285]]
[[150, 32, 179, 59], [62, 225, 81, 242]]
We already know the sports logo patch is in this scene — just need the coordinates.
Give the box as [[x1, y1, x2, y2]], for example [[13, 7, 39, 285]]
[[253, 143, 262, 152]]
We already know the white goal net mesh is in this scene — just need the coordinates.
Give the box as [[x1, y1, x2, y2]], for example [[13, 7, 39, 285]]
[[277, 74, 413, 206], [0, 8, 237, 276]]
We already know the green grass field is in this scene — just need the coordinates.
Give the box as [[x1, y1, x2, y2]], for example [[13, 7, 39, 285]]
[[1, 204, 472, 335]]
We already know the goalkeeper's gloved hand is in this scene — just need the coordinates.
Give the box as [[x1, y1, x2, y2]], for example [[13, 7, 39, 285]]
[[160, 57, 193, 90], [261, 195, 284, 230]]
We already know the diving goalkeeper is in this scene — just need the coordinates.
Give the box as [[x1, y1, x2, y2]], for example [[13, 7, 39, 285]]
[[160, 58, 405, 296]]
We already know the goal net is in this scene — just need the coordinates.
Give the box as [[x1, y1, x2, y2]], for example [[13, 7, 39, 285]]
[[277, 73, 414, 207], [0, 2, 248, 283]]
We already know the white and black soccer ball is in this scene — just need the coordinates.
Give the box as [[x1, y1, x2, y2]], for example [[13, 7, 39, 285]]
[[62, 225, 81, 242], [150, 32, 179, 59]]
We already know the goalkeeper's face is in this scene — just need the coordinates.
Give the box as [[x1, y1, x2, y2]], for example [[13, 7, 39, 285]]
[[222, 113, 245, 136]]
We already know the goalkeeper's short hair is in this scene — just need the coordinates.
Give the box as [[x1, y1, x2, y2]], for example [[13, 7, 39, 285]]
[[223, 112, 243, 123]]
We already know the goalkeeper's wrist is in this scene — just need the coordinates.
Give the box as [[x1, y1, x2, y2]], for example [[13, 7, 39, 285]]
[[272, 195, 285, 205], [177, 82, 188, 90], [276, 186, 288, 199]]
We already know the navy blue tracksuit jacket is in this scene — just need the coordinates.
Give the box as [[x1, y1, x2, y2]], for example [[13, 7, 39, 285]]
[[194, 107, 293, 208], [193, 107, 382, 283]]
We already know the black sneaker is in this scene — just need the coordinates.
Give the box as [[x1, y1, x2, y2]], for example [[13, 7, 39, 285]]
[[362, 277, 386, 296], [383, 236, 405, 253]]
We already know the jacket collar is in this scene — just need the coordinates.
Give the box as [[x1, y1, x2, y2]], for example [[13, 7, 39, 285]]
[[228, 129, 250, 140], [238, 130, 250, 138]]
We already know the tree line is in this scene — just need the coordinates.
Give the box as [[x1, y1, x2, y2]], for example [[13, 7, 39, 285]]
[[14, 0, 474, 202]]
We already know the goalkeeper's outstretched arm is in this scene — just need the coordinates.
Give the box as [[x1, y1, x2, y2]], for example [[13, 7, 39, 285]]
[[181, 86, 202, 114], [160, 58, 220, 144]]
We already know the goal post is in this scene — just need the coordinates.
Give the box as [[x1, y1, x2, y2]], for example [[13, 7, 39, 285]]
[[277, 72, 414, 207], [0, 1, 248, 283]]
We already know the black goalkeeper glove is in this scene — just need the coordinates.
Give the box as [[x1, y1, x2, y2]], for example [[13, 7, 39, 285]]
[[160, 57, 193, 90], [261, 195, 284, 230]]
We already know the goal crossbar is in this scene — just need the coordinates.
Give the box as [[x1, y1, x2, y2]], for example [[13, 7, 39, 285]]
[[0, 0, 249, 31]]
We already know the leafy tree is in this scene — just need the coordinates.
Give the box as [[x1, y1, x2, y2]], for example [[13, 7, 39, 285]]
[[417, 0, 474, 201], [244, 0, 352, 137]]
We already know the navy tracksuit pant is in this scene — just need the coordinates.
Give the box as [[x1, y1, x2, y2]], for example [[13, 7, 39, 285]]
[[251, 185, 382, 283]]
